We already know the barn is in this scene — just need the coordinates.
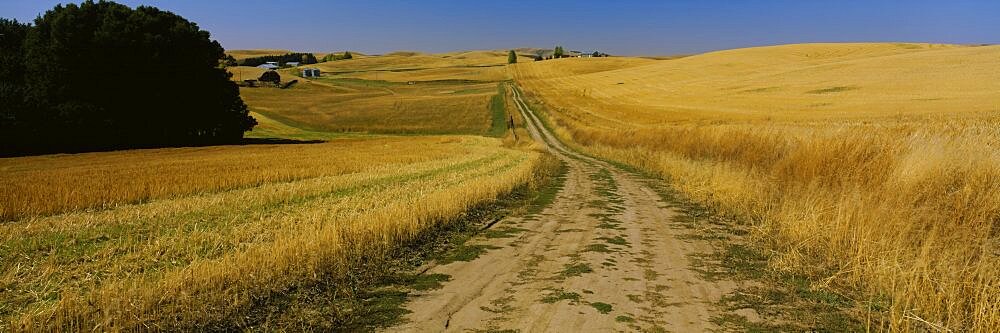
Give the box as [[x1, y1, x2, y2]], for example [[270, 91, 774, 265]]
[[301, 68, 322, 78], [257, 62, 279, 70]]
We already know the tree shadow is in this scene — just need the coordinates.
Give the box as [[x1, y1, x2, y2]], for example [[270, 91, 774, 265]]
[[239, 137, 325, 145], [0, 138, 326, 158]]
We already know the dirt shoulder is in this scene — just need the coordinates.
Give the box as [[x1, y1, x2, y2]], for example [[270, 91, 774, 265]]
[[389, 87, 737, 332], [383, 84, 866, 332]]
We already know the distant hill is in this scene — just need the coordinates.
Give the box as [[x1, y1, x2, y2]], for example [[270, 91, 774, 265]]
[[226, 49, 369, 61], [226, 49, 295, 60]]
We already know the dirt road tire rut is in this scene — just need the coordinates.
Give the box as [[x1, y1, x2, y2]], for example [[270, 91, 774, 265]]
[[388, 86, 738, 332]]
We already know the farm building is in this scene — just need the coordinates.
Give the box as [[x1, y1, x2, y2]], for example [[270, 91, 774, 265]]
[[301, 68, 322, 77], [257, 62, 279, 70], [286, 62, 300, 67]]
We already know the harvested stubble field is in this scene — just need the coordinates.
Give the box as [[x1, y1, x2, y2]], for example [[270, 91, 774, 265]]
[[240, 78, 503, 135], [0, 135, 547, 330], [512, 43, 1000, 331], [0, 49, 545, 330]]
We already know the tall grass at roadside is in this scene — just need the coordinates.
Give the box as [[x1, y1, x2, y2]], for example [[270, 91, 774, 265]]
[[513, 42, 1000, 331]]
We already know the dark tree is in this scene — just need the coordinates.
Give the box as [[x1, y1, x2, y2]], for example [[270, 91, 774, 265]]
[[239, 52, 317, 66], [221, 54, 238, 67], [259, 70, 280, 84], [508, 50, 517, 64], [553, 46, 564, 58], [2, 1, 256, 155], [300, 53, 318, 64], [342, 51, 353, 59], [0, 19, 30, 137]]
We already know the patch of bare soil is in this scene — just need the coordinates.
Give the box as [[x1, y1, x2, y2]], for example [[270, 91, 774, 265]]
[[385, 86, 864, 332]]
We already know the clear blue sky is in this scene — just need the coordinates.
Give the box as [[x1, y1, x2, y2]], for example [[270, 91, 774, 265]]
[[2, 0, 998, 55]]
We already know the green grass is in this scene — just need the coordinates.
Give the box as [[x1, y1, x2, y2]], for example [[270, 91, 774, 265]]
[[599, 236, 629, 246], [540, 288, 582, 304], [437, 244, 502, 264], [487, 83, 509, 138], [615, 315, 635, 323], [560, 263, 594, 277], [589, 302, 613, 314], [584, 243, 613, 253], [482, 226, 529, 239], [525, 160, 568, 216]]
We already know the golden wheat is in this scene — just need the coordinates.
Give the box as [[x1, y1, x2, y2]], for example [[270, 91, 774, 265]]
[[1, 135, 545, 330], [238, 76, 500, 135], [0, 136, 470, 221], [513, 43, 1000, 331]]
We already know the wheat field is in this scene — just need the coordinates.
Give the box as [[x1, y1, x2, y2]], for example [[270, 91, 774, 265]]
[[0, 48, 543, 330], [1, 135, 548, 330], [513, 43, 1000, 331], [234, 51, 516, 135]]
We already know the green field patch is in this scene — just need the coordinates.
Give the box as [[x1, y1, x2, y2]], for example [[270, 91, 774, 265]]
[[487, 83, 509, 137], [480, 295, 516, 314], [561, 263, 594, 277], [585, 243, 614, 253], [541, 288, 582, 304], [599, 236, 629, 246], [483, 226, 529, 239], [615, 315, 636, 323], [438, 244, 502, 264], [589, 302, 613, 314]]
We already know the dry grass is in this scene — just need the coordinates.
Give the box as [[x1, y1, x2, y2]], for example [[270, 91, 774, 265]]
[[239, 71, 505, 135], [310, 50, 513, 82], [0, 137, 460, 221], [1, 135, 546, 330], [514, 43, 1000, 331], [0, 46, 543, 330], [233, 51, 519, 136]]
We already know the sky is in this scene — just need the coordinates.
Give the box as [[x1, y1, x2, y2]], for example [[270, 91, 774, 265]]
[[2, 0, 998, 56]]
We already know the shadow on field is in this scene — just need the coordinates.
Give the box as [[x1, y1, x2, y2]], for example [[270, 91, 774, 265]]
[[0, 138, 326, 158], [239, 137, 326, 145]]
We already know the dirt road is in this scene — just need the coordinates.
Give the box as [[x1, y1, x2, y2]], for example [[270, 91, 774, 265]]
[[389, 86, 738, 332]]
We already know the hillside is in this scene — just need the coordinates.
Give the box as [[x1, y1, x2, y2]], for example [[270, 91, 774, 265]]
[[515, 43, 998, 122], [513, 42, 1000, 331], [2, 47, 547, 330], [235, 50, 521, 136]]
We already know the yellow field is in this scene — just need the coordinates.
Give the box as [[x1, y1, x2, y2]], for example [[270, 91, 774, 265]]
[[0, 135, 547, 330], [0, 137, 449, 220], [239, 78, 501, 134], [235, 51, 519, 135], [310, 50, 515, 82], [513, 43, 1000, 331], [0, 48, 546, 330]]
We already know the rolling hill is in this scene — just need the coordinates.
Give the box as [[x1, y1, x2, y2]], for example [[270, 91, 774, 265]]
[[513, 42, 1000, 331]]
